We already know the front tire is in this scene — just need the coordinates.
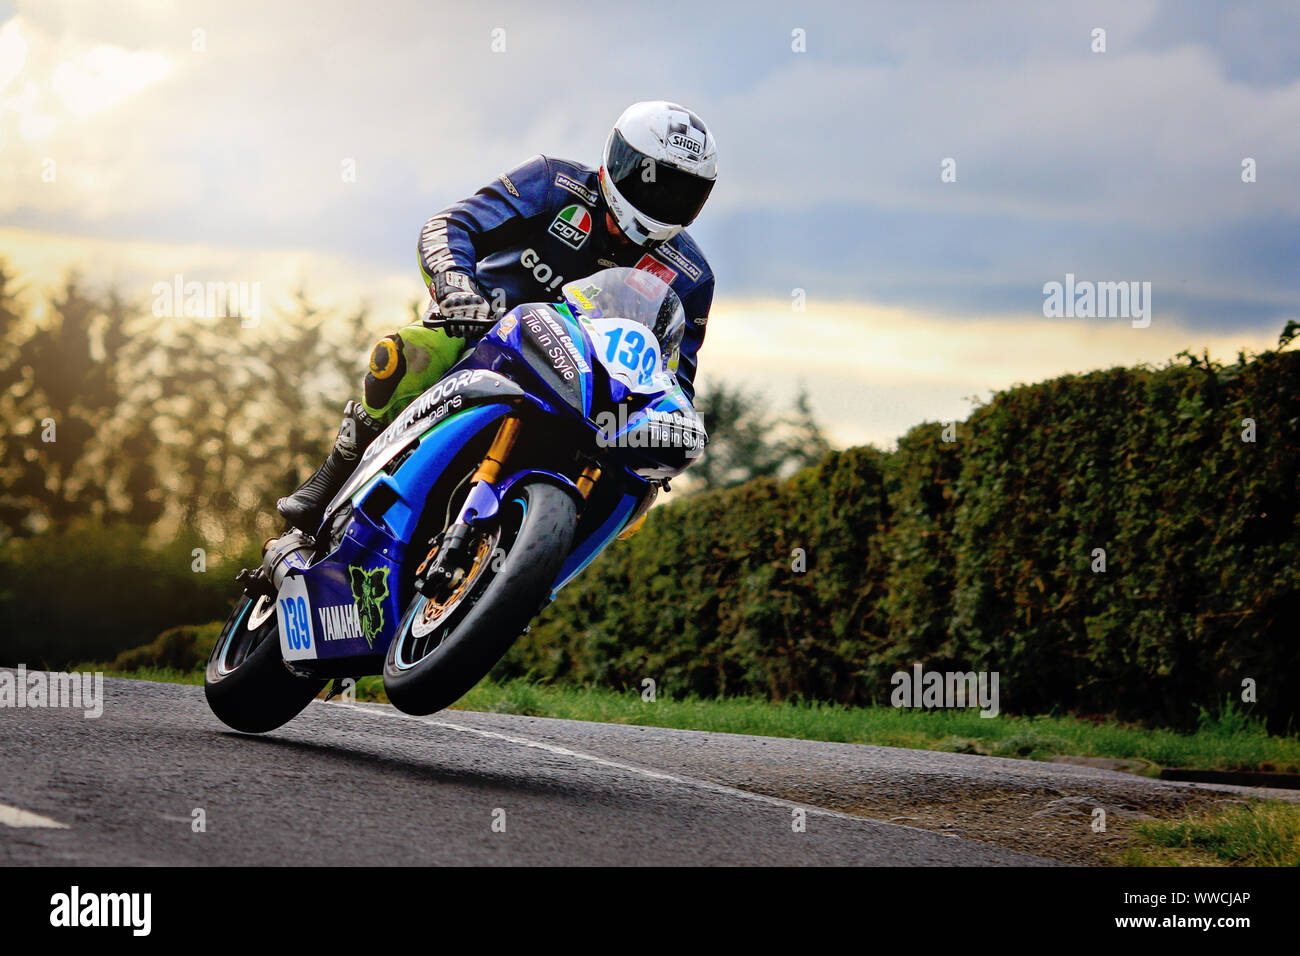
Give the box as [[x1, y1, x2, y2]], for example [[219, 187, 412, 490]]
[[383, 481, 577, 715], [205, 594, 328, 733]]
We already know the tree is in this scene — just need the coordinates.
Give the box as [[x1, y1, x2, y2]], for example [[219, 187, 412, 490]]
[[0, 263, 384, 545], [0, 271, 127, 537], [682, 381, 832, 493]]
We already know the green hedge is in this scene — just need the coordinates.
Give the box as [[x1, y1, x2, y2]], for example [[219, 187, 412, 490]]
[[0, 521, 254, 668], [503, 348, 1300, 728], [107, 621, 224, 672], [500, 447, 891, 702]]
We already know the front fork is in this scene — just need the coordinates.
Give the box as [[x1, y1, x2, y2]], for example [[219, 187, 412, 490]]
[[414, 415, 601, 597]]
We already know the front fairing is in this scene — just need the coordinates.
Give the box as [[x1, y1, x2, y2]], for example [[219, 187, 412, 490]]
[[468, 304, 593, 419], [466, 302, 706, 479]]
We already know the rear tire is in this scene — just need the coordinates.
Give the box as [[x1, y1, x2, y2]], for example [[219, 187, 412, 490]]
[[205, 594, 328, 733], [383, 481, 577, 715]]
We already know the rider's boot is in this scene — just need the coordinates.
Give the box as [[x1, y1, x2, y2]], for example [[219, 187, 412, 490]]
[[276, 401, 383, 531]]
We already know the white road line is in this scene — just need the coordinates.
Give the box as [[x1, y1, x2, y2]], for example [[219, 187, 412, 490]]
[[333, 701, 927, 831], [0, 802, 70, 829]]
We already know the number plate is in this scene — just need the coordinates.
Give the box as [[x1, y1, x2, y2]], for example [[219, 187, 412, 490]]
[[276, 574, 318, 661], [590, 318, 672, 395]]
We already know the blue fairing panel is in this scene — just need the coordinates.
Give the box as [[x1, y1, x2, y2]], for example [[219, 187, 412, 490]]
[[298, 544, 402, 659], [552, 304, 594, 418], [551, 491, 638, 594], [357, 403, 513, 545]]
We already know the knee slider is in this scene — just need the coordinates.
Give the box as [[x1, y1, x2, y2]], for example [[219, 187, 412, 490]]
[[364, 333, 407, 412], [369, 334, 404, 380]]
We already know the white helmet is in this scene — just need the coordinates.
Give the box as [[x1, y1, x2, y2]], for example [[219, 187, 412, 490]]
[[600, 101, 718, 248]]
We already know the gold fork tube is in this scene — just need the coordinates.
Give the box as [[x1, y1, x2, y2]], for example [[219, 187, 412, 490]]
[[471, 416, 522, 485], [575, 463, 602, 499]]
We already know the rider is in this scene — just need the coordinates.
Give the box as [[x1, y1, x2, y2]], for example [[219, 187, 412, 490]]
[[277, 101, 719, 530]]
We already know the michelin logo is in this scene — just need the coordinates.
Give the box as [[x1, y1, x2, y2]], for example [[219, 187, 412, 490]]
[[555, 172, 598, 205], [653, 244, 703, 283]]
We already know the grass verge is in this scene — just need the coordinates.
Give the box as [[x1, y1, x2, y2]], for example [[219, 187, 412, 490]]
[[1119, 801, 1300, 866]]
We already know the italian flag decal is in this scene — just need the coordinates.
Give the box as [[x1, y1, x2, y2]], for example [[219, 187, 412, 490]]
[[549, 204, 593, 249]]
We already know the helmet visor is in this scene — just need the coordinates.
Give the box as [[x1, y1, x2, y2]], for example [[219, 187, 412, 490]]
[[606, 129, 714, 227]]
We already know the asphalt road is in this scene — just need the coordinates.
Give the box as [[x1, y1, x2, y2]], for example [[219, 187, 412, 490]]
[[0, 674, 1066, 866]]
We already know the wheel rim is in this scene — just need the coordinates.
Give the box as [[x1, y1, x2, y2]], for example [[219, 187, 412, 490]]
[[214, 595, 276, 677], [247, 593, 275, 629], [392, 495, 526, 670], [411, 531, 499, 637]]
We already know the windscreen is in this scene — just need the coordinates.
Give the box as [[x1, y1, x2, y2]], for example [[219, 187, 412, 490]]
[[561, 267, 686, 362]]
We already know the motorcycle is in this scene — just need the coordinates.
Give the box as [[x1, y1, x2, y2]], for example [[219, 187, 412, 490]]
[[204, 267, 707, 732]]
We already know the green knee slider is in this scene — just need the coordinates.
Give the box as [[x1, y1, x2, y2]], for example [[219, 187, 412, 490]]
[[362, 325, 466, 424]]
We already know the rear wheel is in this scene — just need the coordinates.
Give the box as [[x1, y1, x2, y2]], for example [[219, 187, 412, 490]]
[[383, 481, 577, 715], [204, 594, 327, 733]]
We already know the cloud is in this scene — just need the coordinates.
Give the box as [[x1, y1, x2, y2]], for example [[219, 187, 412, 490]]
[[1138, 1, 1300, 86], [2, 0, 1295, 438], [0, 226, 418, 335]]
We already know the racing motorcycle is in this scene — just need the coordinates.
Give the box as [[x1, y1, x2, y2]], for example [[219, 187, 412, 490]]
[[204, 267, 707, 732]]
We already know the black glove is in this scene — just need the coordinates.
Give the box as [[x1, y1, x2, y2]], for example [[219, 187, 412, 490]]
[[428, 270, 495, 339]]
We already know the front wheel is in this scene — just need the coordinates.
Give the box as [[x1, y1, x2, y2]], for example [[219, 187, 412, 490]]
[[205, 593, 328, 733], [382, 481, 578, 715]]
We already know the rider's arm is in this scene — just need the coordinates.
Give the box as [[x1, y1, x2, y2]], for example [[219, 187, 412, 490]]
[[418, 154, 553, 293], [675, 277, 713, 403]]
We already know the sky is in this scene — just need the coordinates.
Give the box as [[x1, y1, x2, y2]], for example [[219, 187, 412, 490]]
[[1, 0, 1297, 447]]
